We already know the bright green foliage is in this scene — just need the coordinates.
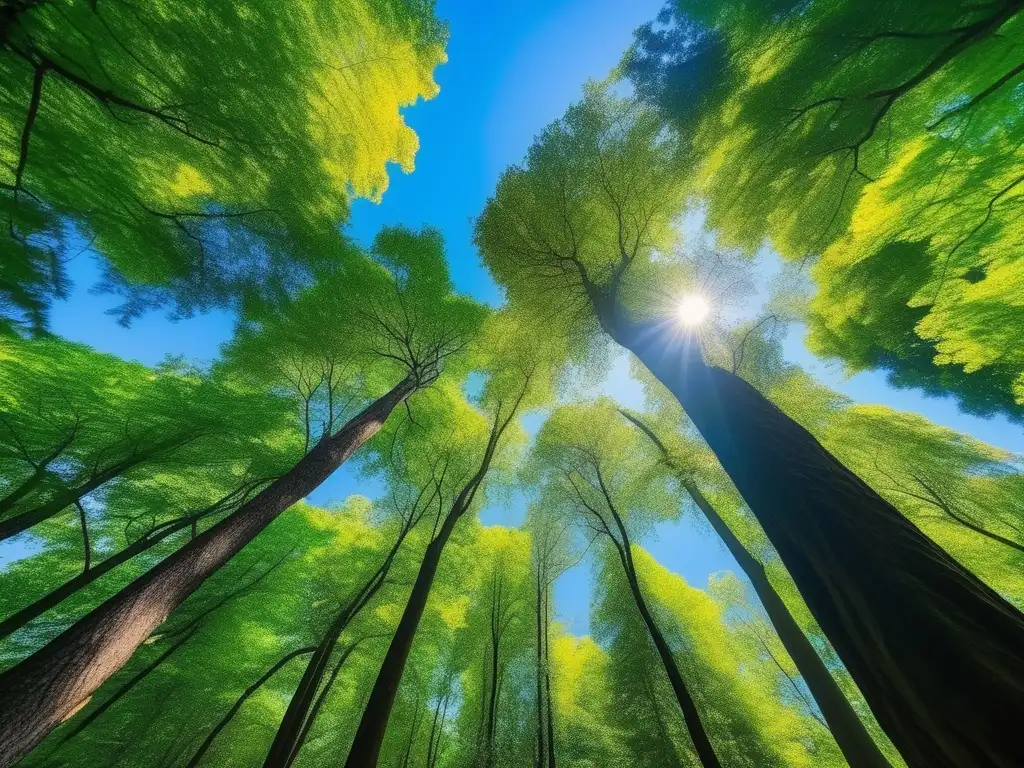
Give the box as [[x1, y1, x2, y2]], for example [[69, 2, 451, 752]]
[[0, 0, 447, 331], [476, 88, 691, 343], [594, 547, 836, 767], [626, 0, 1024, 416], [223, 226, 486, 454], [0, 335, 298, 659]]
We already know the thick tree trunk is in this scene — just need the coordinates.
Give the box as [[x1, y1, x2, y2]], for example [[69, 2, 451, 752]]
[[188, 646, 316, 768], [616, 324, 1024, 768], [621, 410, 890, 768], [0, 433, 193, 543], [0, 377, 416, 766]]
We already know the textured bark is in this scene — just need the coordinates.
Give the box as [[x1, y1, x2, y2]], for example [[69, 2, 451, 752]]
[[621, 410, 890, 768], [344, 399, 520, 768], [615, 323, 1024, 768], [187, 646, 316, 768], [0, 377, 416, 766]]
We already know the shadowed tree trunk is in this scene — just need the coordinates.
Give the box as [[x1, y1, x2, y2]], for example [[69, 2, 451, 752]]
[[621, 409, 891, 768], [612, 536, 720, 768], [611, 321, 1024, 768], [343, 396, 524, 768], [287, 641, 363, 767], [263, 519, 414, 767], [0, 376, 417, 766]]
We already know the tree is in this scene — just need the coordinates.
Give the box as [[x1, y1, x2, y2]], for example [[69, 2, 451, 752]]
[[0, 338, 262, 544], [625, 0, 1024, 418], [476, 88, 1024, 767], [0, 228, 483, 764], [620, 406, 891, 767], [527, 507, 579, 768], [343, 310, 556, 767], [530, 401, 723, 767], [0, 0, 447, 331]]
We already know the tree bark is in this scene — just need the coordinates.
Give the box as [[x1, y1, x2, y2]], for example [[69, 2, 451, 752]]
[[618, 551, 720, 768], [615, 323, 1024, 768], [620, 409, 890, 768], [0, 376, 416, 766], [264, 523, 409, 767]]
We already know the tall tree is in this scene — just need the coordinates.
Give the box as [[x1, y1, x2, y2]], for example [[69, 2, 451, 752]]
[[620, 406, 891, 768], [476, 88, 1024, 768], [343, 310, 555, 767], [626, 0, 1024, 419], [0, 0, 447, 331], [530, 402, 723, 767], [0, 229, 483, 764]]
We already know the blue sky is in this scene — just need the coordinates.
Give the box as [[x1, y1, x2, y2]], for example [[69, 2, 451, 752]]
[[36, 0, 1023, 636]]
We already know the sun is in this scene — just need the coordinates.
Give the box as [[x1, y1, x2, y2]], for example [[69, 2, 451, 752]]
[[676, 294, 710, 327]]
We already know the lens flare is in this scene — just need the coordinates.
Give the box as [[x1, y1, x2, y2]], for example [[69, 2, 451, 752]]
[[677, 294, 709, 327]]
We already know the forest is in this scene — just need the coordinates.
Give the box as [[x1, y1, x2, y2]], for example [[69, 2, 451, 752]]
[[0, 0, 1022, 766]]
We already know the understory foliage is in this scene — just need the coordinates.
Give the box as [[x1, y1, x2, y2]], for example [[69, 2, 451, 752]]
[[2, 1, 1022, 767]]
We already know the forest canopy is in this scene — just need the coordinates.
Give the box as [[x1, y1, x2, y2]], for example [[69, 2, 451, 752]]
[[1, 2, 1022, 768]]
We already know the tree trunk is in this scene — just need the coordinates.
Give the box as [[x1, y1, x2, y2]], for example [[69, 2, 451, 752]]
[[620, 556, 720, 768], [542, 585, 556, 768], [187, 647, 316, 768], [0, 377, 416, 766], [286, 641, 363, 767], [483, 597, 502, 767], [342, 518, 458, 768], [0, 433, 193, 543], [343, 396, 519, 768], [264, 526, 408, 767], [534, 571, 545, 768], [620, 409, 890, 768], [616, 324, 1024, 768]]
